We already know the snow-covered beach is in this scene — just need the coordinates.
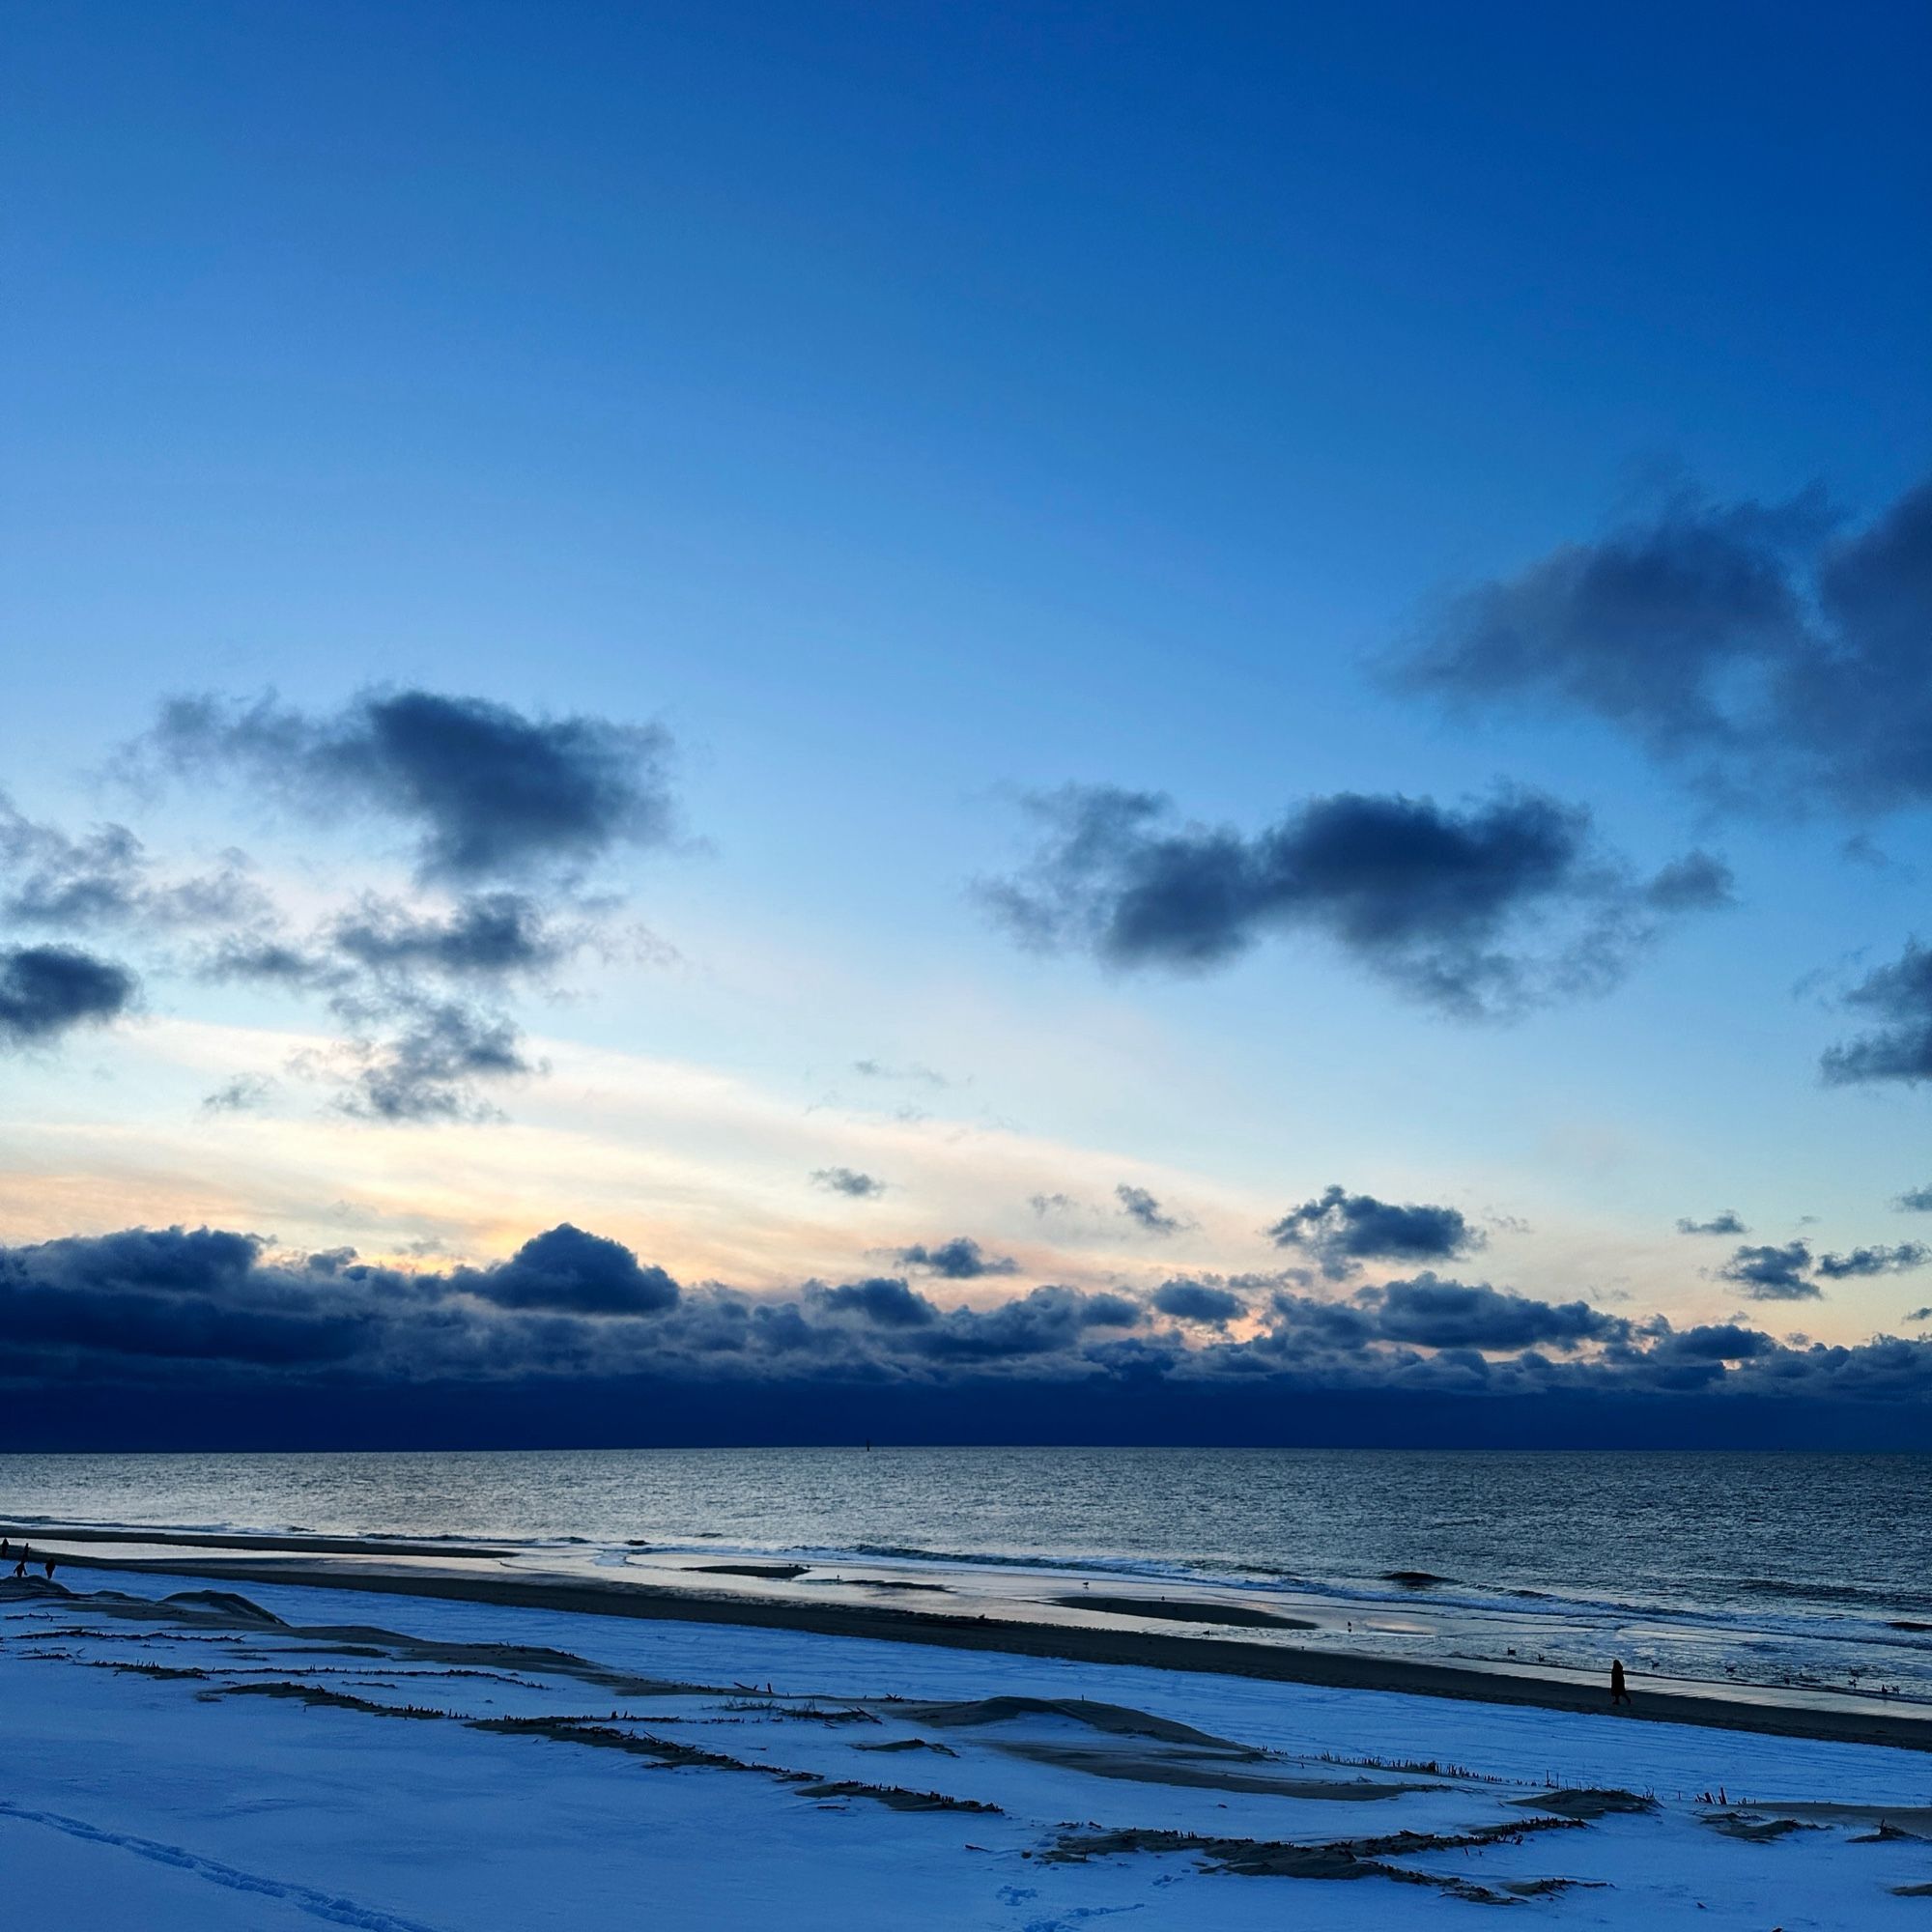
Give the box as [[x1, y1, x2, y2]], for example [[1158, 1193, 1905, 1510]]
[[8, 1558, 1932, 1930]]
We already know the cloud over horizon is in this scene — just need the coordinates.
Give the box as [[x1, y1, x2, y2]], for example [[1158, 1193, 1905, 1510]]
[[8, 1218, 1929, 1448], [1266, 1184, 1483, 1280]]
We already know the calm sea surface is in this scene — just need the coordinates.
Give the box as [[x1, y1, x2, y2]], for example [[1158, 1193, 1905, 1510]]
[[6, 1447, 1931, 1695]]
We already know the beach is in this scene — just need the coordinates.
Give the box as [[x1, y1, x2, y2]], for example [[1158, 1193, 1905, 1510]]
[[12, 1525, 1932, 1755], [8, 1540, 1932, 1927]]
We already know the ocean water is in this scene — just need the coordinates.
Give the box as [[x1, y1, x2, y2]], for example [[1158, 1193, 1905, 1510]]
[[6, 1446, 1931, 1701]]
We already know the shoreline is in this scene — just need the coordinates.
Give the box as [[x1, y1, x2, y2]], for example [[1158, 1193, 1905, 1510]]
[[34, 1543, 1932, 1755]]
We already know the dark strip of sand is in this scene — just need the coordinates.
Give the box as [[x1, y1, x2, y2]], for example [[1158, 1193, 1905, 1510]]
[[29, 1544, 1932, 1755], [1055, 1594, 1317, 1631]]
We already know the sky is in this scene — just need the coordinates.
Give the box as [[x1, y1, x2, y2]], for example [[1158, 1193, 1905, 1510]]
[[3, 0, 1931, 1447]]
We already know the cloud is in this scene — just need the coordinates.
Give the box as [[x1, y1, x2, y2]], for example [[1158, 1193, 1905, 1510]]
[[915, 1283, 1145, 1359], [202, 1073, 275, 1115], [1267, 1184, 1483, 1280], [3, 702, 669, 1123], [18, 1219, 1932, 1442], [334, 998, 534, 1122], [1390, 473, 1932, 817], [1677, 1210, 1747, 1236], [809, 1277, 936, 1327], [466, 1224, 679, 1315], [1821, 941, 1932, 1087], [1116, 1183, 1183, 1235], [140, 689, 678, 884], [1028, 1193, 1078, 1216], [981, 783, 1727, 1019], [1813, 1243, 1930, 1279], [200, 890, 583, 1124], [330, 893, 569, 980], [0, 795, 263, 934], [1151, 1279, 1246, 1325], [0, 944, 136, 1047], [1355, 1273, 1628, 1350], [1718, 1241, 1821, 1301], [1898, 1185, 1932, 1213], [1907, 1308, 1932, 1324], [811, 1167, 888, 1199], [852, 1059, 952, 1088], [892, 1237, 1020, 1279], [203, 937, 347, 990]]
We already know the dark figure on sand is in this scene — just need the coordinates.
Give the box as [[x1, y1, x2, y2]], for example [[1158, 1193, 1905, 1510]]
[[1610, 1659, 1631, 1707]]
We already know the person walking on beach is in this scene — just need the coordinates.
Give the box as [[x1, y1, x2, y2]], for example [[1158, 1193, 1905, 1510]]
[[1610, 1659, 1631, 1707]]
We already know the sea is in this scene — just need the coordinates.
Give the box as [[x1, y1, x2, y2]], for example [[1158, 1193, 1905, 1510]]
[[6, 1446, 1931, 1705]]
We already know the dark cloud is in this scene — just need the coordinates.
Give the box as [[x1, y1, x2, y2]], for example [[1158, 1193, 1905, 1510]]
[[0, 795, 263, 934], [1391, 473, 1932, 817], [195, 922, 549, 1124], [141, 689, 677, 884], [1821, 941, 1932, 1087], [914, 1284, 1144, 1360], [466, 1224, 679, 1315], [811, 1167, 888, 1199], [1907, 1307, 1932, 1324], [982, 783, 1726, 1019], [1719, 1240, 1821, 1301], [809, 1277, 936, 1327], [1898, 1184, 1932, 1213], [203, 937, 347, 989], [1116, 1184, 1183, 1235], [17, 1220, 1932, 1446], [331, 893, 568, 980], [0, 1226, 369, 1368], [1151, 1279, 1246, 1325], [893, 1236, 1020, 1279], [1637, 1321, 1782, 1367], [1677, 1210, 1747, 1236], [1814, 1243, 1930, 1279], [335, 998, 533, 1122], [1357, 1273, 1628, 1351], [1267, 1184, 1482, 1280], [0, 944, 136, 1046], [199, 890, 580, 1124]]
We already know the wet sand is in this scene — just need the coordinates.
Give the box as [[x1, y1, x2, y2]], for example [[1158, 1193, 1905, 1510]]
[[21, 1537, 1932, 1755]]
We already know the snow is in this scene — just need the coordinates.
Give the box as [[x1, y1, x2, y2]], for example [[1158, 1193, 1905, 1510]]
[[4, 1564, 1929, 1929]]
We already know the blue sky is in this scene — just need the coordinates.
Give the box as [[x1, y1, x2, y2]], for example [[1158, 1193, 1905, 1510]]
[[4, 2, 1931, 1442]]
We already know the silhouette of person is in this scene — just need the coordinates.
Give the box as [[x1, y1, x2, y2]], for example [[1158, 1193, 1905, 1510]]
[[11, 1559, 22, 1580], [43, 1558, 55, 1581], [1610, 1658, 1631, 1707]]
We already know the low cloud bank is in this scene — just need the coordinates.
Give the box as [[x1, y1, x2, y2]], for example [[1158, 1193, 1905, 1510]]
[[8, 1225, 1932, 1444]]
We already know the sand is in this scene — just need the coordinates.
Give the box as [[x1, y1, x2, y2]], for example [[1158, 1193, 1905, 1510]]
[[16, 1536, 1932, 1754]]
